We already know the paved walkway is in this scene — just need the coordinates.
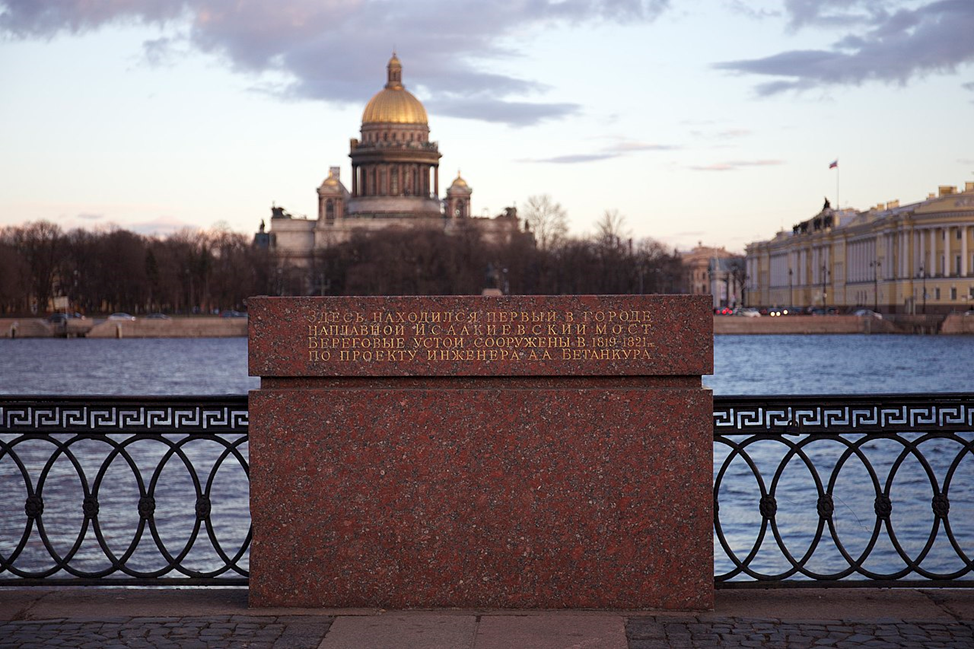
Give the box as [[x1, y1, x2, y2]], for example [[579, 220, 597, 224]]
[[1, 588, 972, 648]]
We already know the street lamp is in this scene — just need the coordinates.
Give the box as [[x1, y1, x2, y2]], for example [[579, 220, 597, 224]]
[[820, 264, 829, 308], [870, 260, 881, 312], [788, 268, 793, 307], [918, 264, 927, 315]]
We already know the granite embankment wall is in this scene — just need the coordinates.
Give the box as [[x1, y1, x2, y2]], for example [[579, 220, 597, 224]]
[[713, 314, 958, 335], [1, 317, 247, 338], [942, 313, 974, 334]]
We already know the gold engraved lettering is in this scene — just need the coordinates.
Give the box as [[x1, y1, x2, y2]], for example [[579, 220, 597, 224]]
[[302, 306, 656, 366]]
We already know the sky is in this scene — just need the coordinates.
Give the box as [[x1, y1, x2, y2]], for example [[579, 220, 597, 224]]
[[1, 0, 972, 253]]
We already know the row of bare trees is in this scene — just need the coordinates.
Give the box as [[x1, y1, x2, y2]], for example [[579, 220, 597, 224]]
[[0, 222, 274, 316], [1, 199, 684, 315], [283, 196, 683, 297]]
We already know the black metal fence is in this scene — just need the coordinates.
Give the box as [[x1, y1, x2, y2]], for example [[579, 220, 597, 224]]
[[0, 397, 249, 585], [2, 394, 972, 587]]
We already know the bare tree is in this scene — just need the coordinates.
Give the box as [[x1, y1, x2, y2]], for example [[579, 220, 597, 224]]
[[595, 209, 630, 249], [10, 221, 63, 313], [523, 195, 568, 251]]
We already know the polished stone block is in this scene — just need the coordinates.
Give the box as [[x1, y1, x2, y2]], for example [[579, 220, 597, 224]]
[[248, 295, 713, 609]]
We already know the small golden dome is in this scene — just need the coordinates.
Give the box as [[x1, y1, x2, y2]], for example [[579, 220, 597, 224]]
[[450, 171, 468, 188], [362, 53, 428, 125]]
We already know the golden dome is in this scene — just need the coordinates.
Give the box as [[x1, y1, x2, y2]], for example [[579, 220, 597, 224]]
[[362, 53, 428, 125], [450, 171, 468, 188]]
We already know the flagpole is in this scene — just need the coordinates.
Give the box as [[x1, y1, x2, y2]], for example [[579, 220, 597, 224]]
[[836, 163, 840, 210]]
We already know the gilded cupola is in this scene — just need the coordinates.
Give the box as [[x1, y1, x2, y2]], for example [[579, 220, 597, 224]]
[[361, 53, 429, 125]]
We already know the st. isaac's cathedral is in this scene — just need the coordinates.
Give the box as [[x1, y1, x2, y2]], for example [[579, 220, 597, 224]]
[[256, 54, 523, 265]]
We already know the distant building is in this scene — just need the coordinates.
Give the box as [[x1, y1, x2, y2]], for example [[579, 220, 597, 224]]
[[745, 182, 974, 314], [680, 244, 744, 309], [260, 53, 524, 267]]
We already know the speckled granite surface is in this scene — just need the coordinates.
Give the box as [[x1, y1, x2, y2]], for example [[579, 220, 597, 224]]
[[248, 295, 713, 610]]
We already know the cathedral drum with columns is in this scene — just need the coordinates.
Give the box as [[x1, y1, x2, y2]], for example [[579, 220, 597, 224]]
[[261, 54, 519, 265]]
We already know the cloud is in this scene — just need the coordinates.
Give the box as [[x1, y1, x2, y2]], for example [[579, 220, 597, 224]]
[[0, 0, 672, 127], [782, 0, 897, 30], [611, 140, 677, 152], [425, 98, 580, 127], [714, 1, 974, 95], [76, 212, 104, 221], [689, 127, 752, 139], [520, 137, 677, 163], [128, 215, 197, 236], [526, 153, 620, 164], [723, 1, 779, 20], [689, 159, 784, 171]]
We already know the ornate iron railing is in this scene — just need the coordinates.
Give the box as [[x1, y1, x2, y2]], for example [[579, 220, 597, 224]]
[[0, 396, 250, 585], [714, 394, 974, 587], [2, 394, 973, 587]]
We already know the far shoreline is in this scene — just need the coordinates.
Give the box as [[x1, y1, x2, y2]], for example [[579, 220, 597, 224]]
[[3, 312, 974, 337]]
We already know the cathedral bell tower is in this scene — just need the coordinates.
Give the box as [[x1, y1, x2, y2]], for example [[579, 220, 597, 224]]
[[446, 171, 473, 219]]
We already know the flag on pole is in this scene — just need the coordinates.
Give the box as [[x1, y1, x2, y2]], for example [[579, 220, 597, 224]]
[[829, 160, 838, 169]]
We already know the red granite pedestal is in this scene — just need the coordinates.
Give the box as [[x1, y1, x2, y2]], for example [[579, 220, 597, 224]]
[[248, 295, 713, 609]]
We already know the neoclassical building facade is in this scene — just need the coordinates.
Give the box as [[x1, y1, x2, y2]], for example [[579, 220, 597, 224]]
[[262, 54, 520, 265], [745, 182, 974, 314]]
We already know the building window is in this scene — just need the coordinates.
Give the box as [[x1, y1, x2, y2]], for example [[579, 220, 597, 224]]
[[957, 255, 962, 275], [326, 199, 334, 219], [935, 288, 941, 300], [957, 229, 963, 240], [390, 166, 399, 195], [951, 287, 957, 300]]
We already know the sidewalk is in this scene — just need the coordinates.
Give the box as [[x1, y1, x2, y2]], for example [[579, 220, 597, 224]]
[[1, 587, 973, 648]]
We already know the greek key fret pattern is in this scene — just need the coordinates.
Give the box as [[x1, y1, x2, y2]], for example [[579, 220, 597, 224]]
[[713, 394, 974, 434], [714, 394, 974, 586], [0, 398, 249, 434], [1, 396, 249, 585]]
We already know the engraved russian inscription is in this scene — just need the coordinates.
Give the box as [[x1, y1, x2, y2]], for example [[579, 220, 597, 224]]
[[305, 307, 655, 364]]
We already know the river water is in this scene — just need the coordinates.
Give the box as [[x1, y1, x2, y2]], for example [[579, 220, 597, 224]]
[[1, 335, 973, 582], [2, 334, 974, 395]]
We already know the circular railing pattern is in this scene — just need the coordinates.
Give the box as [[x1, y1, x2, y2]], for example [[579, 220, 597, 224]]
[[714, 395, 974, 586], [1, 398, 249, 584]]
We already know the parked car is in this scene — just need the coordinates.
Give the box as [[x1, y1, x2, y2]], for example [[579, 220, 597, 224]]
[[47, 313, 85, 324], [853, 309, 883, 319], [146, 313, 171, 320], [108, 313, 136, 321], [220, 310, 247, 318], [735, 308, 761, 318]]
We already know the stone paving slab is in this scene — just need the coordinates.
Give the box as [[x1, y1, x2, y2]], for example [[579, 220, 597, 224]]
[[317, 614, 476, 649], [475, 614, 627, 649]]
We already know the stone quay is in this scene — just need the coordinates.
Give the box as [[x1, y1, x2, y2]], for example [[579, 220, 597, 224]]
[[247, 295, 713, 609]]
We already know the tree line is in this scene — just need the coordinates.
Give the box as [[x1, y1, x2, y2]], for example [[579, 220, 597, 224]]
[[0, 222, 274, 316], [0, 197, 684, 316]]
